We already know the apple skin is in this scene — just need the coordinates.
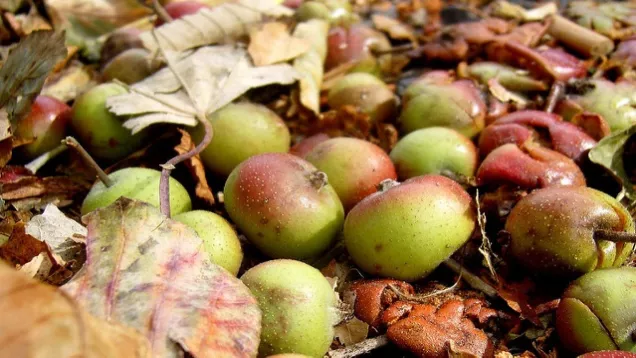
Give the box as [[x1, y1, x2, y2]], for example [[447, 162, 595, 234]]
[[101, 48, 156, 85], [344, 175, 476, 281], [557, 267, 636, 354], [156, 1, 210, 25], [14, 95, 71, 160], [289, 133, 330, 158], [191, 102, 290, 177], [100, 28, 143, 66], [224, 153, 344, 260], [303, 137, 397, 211], [505, 187, 635, 280], [390, 127, 478, 180], [81, 167, 192, 215], [172, 210, 243, 276], [241, 259, 337, 358], [71, 83, 147, 162], [327, 73, 397, 124], [325, 24, 391, 74]]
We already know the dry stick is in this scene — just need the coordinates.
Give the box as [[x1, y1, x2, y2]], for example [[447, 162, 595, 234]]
[[63, 137, 113, 187], [152, 0, 173, 24], [443, 258, 498, 298], [544, 81, 564, 113], [328, 335, 390, 358], [547, 15, 614, 58], [151, 30, 213, 217], [24, 143, 67, 174], [594, 229, 636, 243]]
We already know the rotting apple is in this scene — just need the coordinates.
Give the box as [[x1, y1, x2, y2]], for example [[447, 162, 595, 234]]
[[191, 102, 291, 177], [505, 186, 635, 280], [325, 24, 391, 75], [476, 143, 586, 190], [173, 210, 243, 276], [344, 175, 476, 281], [478, 110, 597, 162], [101, 48, 157, 85], [224, 153, 344, 259], [71, 83, 147, 162], [241, 259, 338, 358], [557, 267, 636, 354], [14, 95, 71, 160], [399, 77, 486, 138], [390, 127, 478, 180], [81, 167, 192, 215], [327, 73, 397, 124], [156, 1, 210, 25], [303, 137, 397, 211], [289, 133, 330, 158]]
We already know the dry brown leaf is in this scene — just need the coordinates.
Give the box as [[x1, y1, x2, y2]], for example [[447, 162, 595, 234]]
[[42, 61, 98, 103], [249, 22, 310, 66], [372, 14, 418, 45], [175, 129, 215, 205], [334, 317, 370, 346], [64, 198, 261, 358], [292, 19, 329, 114], [0, 261, 151, 357]]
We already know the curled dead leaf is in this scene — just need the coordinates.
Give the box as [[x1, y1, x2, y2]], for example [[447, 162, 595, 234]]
[[0, 261, 151, 357], [349, 279, 414, 328], [174, 129, 215, 206]]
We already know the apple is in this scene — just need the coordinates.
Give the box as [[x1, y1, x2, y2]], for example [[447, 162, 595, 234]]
[[14, 95, 71, 160], [156, 1, 210, 25], [173, 210, 243, 275], [101, 48, 157, 85], [327, 73, 397, 124]]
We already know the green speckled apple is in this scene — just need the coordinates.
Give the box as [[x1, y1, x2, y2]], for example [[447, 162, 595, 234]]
[[224, 153, 344, 259], [191, 102, 290, 176], [173, 210, 243, 275], [241, 259, 338, 357], [303, 137, 397, 211], [557, 267, 636, 354], [390, 127, 478, 180], [344, 175, 476, 281], [505, 186, 635, 280], [71, 83, 146, 162], [81, 167, 191, 215]]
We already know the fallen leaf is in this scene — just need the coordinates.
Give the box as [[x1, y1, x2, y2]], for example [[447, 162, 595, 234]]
[[63, 198, 261, 358], [249, 22, 310, 66], [292, 19, 329, 114], [174, 129, 215, 205], [107, 45, 299, 134], [0, 30, 67, 124], [0, 261, 151, 357], [41, 61, 98, 103], [142, 0, 293, 53], [0, 173, 90, 204], [589, 124, 636, 200], [372, 14, 418, 45], [334, 317, 370, 346]]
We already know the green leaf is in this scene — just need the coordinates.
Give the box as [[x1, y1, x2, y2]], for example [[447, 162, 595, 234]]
[[0, 30, 67, 124], [63, 198, 261, 358], [589, 124, 636, 200]]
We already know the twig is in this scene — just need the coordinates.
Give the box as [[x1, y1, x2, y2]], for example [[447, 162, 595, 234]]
[[544, 81, 564, 113], [63, 137, 113, 187], [547, 15, 614, 57], [328, 335, 390, 358], [475, 189, 498, 282], [594, 229, 636, 243], [443, 258, 498, 298], [24, 143, 67, 174], [151, 30, 213, 217], [152, 0, 173, 24]]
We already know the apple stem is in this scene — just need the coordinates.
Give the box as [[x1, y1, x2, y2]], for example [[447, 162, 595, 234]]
[[594, 229, 636, 243], [308, 171, 328, 190], [152, 0, 173, 24], [24, 143, 68, 174], [159, 115, 213, 217], [544, 81, 564, 113], [62, 137, 113, 187]]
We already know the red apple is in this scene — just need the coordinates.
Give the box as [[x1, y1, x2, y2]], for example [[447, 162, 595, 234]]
[[326, 24, 391, 74], [289, 133, 330, 158], [14, 95, 71, 159], [157, 1, 210, 25]]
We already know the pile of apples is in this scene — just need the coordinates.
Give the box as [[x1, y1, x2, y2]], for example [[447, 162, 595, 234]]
[[13, 0, 636, 357]]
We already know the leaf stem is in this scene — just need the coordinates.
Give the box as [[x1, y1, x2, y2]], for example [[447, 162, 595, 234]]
[[545, 81, 564, 113], [24, 143, 67, 174], [152, 0, 173, 24], [62, 137, 113, 187], [594, 229, 636, 243]]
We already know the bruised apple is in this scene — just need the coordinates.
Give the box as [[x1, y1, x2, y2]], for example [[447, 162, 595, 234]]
[[224, 153, 344, 259], [344, 175, 476, 281], [241, 259, 337, 357], [303, 137, 397, 211]]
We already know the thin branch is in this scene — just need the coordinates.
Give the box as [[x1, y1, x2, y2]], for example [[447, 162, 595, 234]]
[[152, 0, 173, 24], [443, 258, 498, 298], [328, 335, 390, 358], [25, 143, 67, 174], [545, 81, 564, 113], [63, 137, 113, 187]]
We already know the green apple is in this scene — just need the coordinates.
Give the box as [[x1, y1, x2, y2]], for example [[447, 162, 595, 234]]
[[191, 102, 290, 176], [327, 73, 397, 124], [173, 210, 243, 275], [241, 259, 338, 357], [81, 167, 191, 215]]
